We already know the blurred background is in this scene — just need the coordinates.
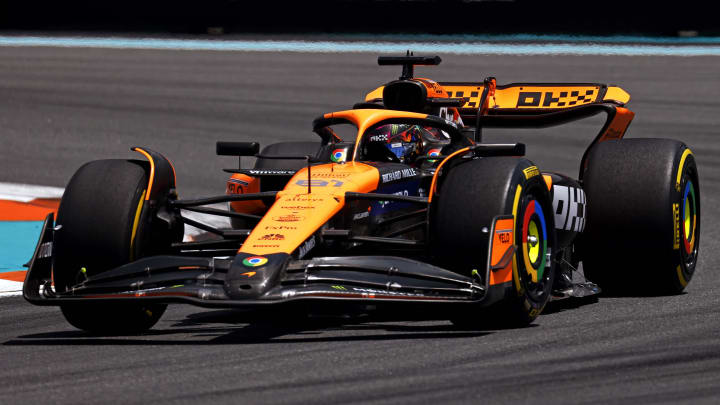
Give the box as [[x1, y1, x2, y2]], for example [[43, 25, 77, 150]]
[[1, 0, 716, 37], [1, 0, 718, 198]]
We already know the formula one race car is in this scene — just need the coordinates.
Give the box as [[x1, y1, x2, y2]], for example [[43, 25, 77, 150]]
[[24, 55, 700, 334]]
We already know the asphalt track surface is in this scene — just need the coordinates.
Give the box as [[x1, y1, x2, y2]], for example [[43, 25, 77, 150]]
[[1, 46, 719, 404]]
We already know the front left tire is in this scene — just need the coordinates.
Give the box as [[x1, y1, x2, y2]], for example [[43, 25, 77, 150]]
[[54, 159, 170, 334]]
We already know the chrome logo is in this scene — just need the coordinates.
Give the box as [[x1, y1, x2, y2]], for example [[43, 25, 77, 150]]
[[242, 256, 268, 267], [427, 148, 441, 163], [331, 149, 346, 163]]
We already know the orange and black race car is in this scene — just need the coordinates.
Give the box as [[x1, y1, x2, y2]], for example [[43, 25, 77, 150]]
[[24, 55, 700, 334]]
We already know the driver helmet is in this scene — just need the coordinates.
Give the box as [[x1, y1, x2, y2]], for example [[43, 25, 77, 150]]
[[366, 124, 447, 163]]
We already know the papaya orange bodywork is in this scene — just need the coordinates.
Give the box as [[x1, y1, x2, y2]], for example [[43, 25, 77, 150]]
[[414, 78, 449, 98], [597, 106, 634, 142], [367, 84, 631, 110], [427, 147, 471, 203], [489, 218, 514, 285], [542, 174, 552, 191], [228, 173, 266, 214], [237, 109, 430, 256], [239, 162, 380, 256], [321, 109, 429, 161]]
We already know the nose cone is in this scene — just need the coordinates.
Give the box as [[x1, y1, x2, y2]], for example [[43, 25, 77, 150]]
[[224, 253, 290, 299], [238, 162, 380, 258]]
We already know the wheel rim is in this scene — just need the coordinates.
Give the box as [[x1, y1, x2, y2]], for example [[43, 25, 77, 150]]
[[521, 199, 548, 285], [682, 181, 696, 253], [527, 221, 540, 263], [678, 179, 700, 274]]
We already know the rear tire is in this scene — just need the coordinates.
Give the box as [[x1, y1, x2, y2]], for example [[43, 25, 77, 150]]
[[433, 157, 556, 327], [54, 159, 168, 334], [581, 138, 700, 295]]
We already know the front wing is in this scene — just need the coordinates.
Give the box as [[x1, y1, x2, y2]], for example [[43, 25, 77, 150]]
[[24, 215, 498, 313]]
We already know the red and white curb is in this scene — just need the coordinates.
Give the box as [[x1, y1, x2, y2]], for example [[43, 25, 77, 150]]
[[0, 182, 64, 296], [0, 182, 229, 297], [0, 280, 23, 297]]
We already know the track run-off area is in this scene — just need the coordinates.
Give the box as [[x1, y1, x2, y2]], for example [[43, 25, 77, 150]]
[[1, 36, 719, 404]]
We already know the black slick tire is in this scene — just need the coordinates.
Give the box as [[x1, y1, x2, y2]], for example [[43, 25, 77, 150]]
[[581, 138, 700, 295], [433, 157, 556, 327], [54, 159, 167, 334]]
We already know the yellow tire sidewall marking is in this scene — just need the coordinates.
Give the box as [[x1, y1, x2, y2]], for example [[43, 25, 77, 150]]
[[675, 149, 692, 192], [511, 184, 523, 294], [677, 265, 688, 288], [674, 148, 694, 287], [130, 189, 147, 260]]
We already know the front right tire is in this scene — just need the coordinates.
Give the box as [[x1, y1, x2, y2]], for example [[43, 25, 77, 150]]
[[433, 156, 556, 327]]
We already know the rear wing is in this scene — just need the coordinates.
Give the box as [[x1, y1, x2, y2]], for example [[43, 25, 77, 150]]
[[365, 55, 636, 180], [441, 82, 630, 121], [368, 85, 632, 176], [364, 81, 631, 124], [439, 82, 633, 180]]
